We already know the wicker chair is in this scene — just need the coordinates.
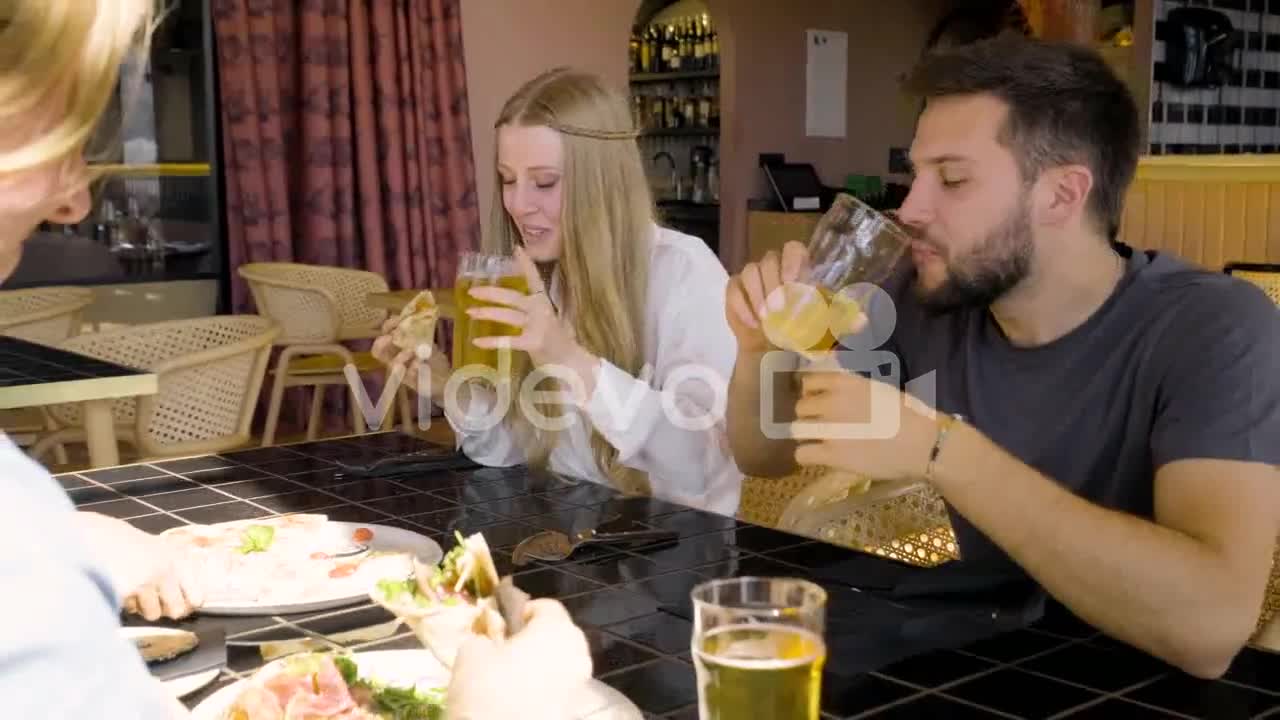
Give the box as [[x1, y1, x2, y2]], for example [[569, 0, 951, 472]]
[[0, 286, 94, 345], [738, 467, 959, 568], [1225, 262, 1280, 305], [0, 286, 96, 463], [29, 316, 279, 461], [237, 262, 413, 445]]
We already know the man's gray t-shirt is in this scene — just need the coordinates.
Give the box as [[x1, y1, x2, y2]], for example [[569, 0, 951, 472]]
[[848, 242, 1280, 580]]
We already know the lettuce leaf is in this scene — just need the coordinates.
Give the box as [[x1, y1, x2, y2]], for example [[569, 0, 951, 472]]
[[237, 524, 275, 554]]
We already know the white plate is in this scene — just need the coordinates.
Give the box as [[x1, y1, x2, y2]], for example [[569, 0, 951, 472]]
[[121, 626, 221, 699], [190, 649, 643, 720], [166, 520, 443, 616]]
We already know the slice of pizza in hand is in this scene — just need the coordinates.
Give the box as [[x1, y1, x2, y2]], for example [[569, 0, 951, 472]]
[[390, 289, 440, 360], [370, 531, 502, 668]]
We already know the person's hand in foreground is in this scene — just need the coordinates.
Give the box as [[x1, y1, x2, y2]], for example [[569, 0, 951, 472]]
[[75, 512, 204, 621], [446, 598, 594, 720]]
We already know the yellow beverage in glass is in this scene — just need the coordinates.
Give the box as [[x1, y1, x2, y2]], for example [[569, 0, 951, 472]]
[[695, 623, 827, 720], [762, 284, 866, 358], [764, 193, 909, 358], [691, 577, 828, 720], [452, 253, 530, 378]]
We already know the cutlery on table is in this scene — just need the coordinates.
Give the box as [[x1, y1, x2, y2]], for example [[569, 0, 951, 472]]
[[511, 526, 678, 566]]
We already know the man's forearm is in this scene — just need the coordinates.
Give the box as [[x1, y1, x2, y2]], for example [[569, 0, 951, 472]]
[[933, 422, 1260, 677], [726, 350, 798, 477]]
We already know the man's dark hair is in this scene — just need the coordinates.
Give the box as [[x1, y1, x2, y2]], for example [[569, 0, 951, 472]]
[[904, 33, 1140, 240]]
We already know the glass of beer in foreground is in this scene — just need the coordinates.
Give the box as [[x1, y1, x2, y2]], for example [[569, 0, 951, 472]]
[[452, 251, 530, 378], [691, 576, 828, 720], [761, 193, 911, 358]]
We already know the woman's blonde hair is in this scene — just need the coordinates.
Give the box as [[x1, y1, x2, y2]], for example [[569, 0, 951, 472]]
[[489, 67, 655, 496], [0, 1, 156, 175]]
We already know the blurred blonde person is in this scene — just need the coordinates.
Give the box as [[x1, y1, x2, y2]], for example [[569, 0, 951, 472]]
[[0, 4, 591, 718], [375, 68, 742, 515]]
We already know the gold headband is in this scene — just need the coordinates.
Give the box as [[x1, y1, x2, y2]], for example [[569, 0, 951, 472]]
[[548, 121, 641, 141]]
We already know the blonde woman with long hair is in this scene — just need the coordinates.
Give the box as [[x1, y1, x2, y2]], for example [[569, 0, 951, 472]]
[[376, 67, 742, 516]]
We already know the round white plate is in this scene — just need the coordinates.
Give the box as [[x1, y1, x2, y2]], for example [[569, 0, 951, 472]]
[[190, 649, 642, 720], [121, 626, 221, 699], [170, 520, 443, 616]]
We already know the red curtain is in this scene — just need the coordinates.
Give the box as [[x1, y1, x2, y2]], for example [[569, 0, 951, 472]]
[[213, 0, 479, 435]]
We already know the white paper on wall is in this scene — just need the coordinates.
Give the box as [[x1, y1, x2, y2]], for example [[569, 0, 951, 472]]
[[805, 29, 847, 139]]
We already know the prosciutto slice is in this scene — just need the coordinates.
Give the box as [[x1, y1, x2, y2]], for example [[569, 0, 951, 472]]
[[228, 655, 363, 720]]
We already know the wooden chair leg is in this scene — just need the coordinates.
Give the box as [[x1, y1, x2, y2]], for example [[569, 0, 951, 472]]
[[43, 410, 68, 466], [261, 353, 291, 447], [306, 384, 325, 441]]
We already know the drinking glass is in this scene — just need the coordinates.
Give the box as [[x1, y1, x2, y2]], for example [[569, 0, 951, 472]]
[[691, 577, 828, 720], [761, 193, 911, 358], [452, 252, 530, 378]]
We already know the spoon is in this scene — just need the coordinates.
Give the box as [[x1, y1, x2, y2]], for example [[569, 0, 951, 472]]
[[512, 526, 677, 566]]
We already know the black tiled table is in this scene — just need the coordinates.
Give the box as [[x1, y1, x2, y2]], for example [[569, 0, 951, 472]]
[[0, 334, 157, 467], [63, 432, 1278, 719]]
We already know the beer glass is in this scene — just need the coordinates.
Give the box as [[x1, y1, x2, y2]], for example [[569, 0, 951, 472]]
[[452, 252, 530, 378], [761, 193, 911, 358], [691, 577, 828, 720]]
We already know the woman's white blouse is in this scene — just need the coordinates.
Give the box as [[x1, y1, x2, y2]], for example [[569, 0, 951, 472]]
[[443, 224, 744, 516]]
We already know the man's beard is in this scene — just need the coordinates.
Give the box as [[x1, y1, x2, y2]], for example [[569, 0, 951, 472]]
[[913, 196, 1034, 314]]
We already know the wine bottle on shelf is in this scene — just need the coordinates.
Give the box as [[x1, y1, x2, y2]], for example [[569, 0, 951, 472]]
[[694, 17, 706, 71], [629, 27, 640, 74], [647, 26, 659, 73], [709, 20, 719, 69], [670, 22, 683, 72]]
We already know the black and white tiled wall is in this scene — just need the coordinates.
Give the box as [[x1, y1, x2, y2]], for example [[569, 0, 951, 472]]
[[1150, 0, 1280, 155]]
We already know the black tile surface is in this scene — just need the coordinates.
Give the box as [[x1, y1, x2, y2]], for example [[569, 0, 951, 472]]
[[57, 473, 91, 489], [82, 497, 155, 519], [84, 463, 167, 484], [820, 673, 920, 717], [175, 501, 272, 524], [606, 612, 694, 656], [142, 487, 236, 511], [154, 456, 236, 474], [1123, 673, 1278, 718], [58, 432, 1270, 718], [319, 505, 397, 524], [563, 588, 662, 627], [957, 629, 1069, 663], [127, 513, 188, 534], [112, 476, 200, 497], [584, 627, 663, 677], [880, 649, 997, 688], [602, 659, 698, 715], [1057, 698, 1193, 718], [183, 464, 272, 485], [863, 693, 1015, 718], [1224, 647, 1280, 692], [255, 490, 344, 513], [68, 484, 123, 506], [944, 668, 1098, 718], [217, 477, 308, 499], [1018, 640, 1170, 693], [512, 566, 604, 599], [321, 479, 419, 503], [0, 335, 146, 384], [647, 509, 744, 538], [360, 492, 458, 516]]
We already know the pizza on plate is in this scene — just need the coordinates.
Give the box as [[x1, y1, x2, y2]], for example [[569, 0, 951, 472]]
[[163, 514, 412, 608]]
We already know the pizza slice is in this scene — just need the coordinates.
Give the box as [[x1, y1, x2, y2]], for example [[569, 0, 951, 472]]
[[390, 290, 440, 359]]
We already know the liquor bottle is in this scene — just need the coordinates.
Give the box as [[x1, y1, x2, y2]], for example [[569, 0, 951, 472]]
[[709, 19, 719, 69], [670, 22, 683, 72], [629, 27, 640, 74], [694, 17, 707, 71], [698, 81, 712, 128]]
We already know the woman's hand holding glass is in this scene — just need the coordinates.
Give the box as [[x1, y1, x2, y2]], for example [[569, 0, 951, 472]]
[[464, 245, 601, 397]]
